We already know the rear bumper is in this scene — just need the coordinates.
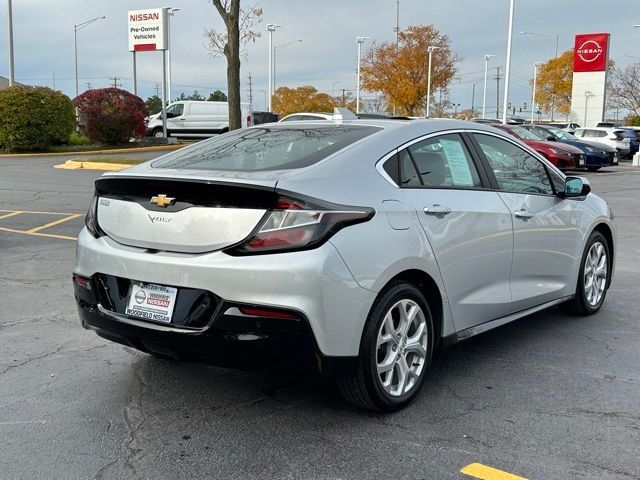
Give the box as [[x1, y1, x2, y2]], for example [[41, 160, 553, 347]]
[[75, 288, 357, 375], [74, 228, 377, 359]]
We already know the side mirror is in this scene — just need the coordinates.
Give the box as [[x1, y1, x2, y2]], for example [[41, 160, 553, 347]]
[[564, 176, 591, 198], [546, 136, 556, 141]]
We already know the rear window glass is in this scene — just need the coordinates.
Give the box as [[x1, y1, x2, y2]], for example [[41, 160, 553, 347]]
[[152, 125, 381, 171]]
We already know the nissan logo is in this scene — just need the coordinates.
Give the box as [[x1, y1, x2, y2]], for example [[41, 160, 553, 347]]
[[135, 290, 147, 304], [577, 40, 603, 63]]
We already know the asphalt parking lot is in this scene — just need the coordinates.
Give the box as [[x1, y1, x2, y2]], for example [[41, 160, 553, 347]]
[[1, 153, 639, 480]]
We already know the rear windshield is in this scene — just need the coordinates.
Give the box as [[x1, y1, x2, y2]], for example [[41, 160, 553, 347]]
[[152, 125, 381, 171]]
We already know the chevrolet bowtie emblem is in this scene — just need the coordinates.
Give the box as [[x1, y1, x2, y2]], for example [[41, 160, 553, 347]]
[[150, 194, 176, 208]]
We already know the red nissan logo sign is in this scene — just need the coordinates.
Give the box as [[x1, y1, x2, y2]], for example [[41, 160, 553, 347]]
[[574, 33, 609, 72], [577, 40, 603, 63]]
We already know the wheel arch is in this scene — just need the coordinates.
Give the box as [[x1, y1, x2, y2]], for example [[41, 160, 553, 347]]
[[380, 269, 445, 349], [592, 222, 615, 288]]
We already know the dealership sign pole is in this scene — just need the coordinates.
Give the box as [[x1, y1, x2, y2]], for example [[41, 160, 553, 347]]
[[128, 8, 169, 137], [569, 33, 610, 128]]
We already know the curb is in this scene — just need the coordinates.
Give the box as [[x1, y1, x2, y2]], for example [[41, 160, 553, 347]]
[[0, 144, 183, 158], [53, 160, 132, 171]]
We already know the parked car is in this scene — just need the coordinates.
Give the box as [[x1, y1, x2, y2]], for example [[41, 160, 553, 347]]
[[253, 111, 280, 125], [618, 128, 640, 158], [521, 124, 617, 170], [596, 122, 621, 128], [547, 122, 581, 134], [492, 124, 585, 170], [279, 112, 333, 122], [74, 112, 615, 411], [573, 128, 632, 158], [145, 101, 253, 138]]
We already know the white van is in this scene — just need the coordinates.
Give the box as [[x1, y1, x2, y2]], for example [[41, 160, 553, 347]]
[[146, 101, 253, 138]]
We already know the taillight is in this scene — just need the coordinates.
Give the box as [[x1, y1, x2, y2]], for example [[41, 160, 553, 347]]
[[226, 194, 374, 255], [85, 195, 103, 238], [246, 115, 252, 127], [238, 307, 298, 319]]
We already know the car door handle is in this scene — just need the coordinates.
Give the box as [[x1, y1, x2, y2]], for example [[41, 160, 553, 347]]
[[514, 210, 534, 219], [424, 205, 452, 215]]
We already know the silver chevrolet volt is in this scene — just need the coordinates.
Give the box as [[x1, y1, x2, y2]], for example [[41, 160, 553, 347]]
[[73, 110, 616, 411]]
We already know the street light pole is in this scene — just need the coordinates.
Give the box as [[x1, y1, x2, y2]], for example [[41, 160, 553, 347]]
[[74, 16, 106, 98], [273, 39, 302, 93], [426, 45, 439, 118], [356, 36, 370, 114], [165, 7, 180, 104], [266, 24, 282, 112], [584, 91, 593, 127], [502, 0, 516, 124], [7, 0, 15, 86], [531, 61, 542, 124], [520, 31, 559, 120], [482, 54, 495, 119]]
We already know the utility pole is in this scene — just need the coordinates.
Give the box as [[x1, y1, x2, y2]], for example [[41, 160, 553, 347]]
[[247, 73, 253, 106], [342, 89, 346, 106], [155, 84, 161, 97], [85, 82, 92, 90], [494, 67, 502, 119], [109, 77, 121, 88]]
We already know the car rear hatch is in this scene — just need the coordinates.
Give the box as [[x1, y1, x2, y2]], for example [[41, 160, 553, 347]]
[[95, 176, 277, 253]]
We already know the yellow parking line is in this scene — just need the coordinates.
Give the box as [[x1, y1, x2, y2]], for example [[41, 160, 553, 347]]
[[0, 209, 80, 216], [0, 225, 76, 241], [461, 463, 527, 480], [26, 213, 83, 233], [0, 211, 23, 220]]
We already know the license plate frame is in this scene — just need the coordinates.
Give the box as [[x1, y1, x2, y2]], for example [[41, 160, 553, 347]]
[[125, 282, 178, 324]]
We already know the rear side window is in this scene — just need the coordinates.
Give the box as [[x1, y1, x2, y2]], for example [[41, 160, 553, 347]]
[[152, 125, 381, 171], [399, 150, 421, 187], [406, 134, 481, 188]]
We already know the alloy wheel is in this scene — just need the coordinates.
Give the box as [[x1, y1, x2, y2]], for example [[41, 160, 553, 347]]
[[376, 299, 428, 397], [584, 241, 607, 306]]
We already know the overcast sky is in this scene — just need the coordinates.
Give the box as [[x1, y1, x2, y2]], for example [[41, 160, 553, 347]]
[[0, 0, 638, 115]]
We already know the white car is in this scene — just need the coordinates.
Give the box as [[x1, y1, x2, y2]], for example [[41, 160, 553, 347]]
[[278, 112, 333, 122], [573, 127, 631, 157], [146, 101, 253, 138]]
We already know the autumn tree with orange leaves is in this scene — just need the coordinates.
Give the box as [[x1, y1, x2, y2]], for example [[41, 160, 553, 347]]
[[272, 86, 335, 116], [360, 25, 458, 116], [532, 50, 573, 117]]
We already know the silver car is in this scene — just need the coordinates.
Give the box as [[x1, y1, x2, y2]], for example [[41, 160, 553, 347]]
[[74, 111, 616, 412]]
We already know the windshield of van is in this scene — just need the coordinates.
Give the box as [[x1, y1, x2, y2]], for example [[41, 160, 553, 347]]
[[151, 125, 381, 171]]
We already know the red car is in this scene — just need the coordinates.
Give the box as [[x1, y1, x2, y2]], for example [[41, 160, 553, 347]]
[[495, 124, 585, 171]]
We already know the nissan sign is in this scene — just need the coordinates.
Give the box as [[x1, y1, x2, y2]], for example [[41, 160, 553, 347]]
[[573, 33, 610, 73], [128, 8, 168, 52]]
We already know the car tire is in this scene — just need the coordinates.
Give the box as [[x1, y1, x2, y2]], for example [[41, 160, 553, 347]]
[[151, 128, 164, 138], [586, 166, 601, 172], [337, 282, 434, 412], [561, 231, 611, 316]]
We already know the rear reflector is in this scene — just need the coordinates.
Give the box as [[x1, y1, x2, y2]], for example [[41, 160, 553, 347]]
[[239, 307, 298, 320], [73, 274, 91, 289]]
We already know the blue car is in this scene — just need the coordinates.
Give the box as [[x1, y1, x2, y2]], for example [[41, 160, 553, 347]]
[[522, 124, 617, 171]]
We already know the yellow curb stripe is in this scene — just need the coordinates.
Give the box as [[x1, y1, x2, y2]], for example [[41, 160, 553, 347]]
[[0, 211, 23, 220], [461, 463, 527, 480], [0, 225, 76, 241], [54, 160, 131, 171], [27, 214, 83, 233], [0, 209, 80, 216], [0, 144, 182, 158]]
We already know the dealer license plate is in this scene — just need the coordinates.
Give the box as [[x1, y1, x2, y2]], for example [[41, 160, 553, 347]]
[[126, 282, 178, 324]]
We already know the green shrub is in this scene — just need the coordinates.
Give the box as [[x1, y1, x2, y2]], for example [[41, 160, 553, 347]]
[[73, 88, 148, 144], [0, 86, 75, 152], [68, 132, 92, 146]]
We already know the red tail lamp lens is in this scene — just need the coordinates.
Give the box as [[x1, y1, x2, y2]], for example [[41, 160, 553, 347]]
[[239, 307, 298, 319], [73, 274, 91, 289]]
